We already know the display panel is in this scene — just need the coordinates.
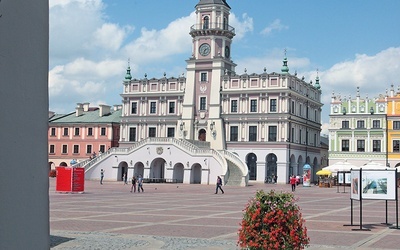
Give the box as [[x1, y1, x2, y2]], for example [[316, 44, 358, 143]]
[[351, 169, 397, 200], [338, 172, 344, 184], [361, 170, 396, 200], [350, 170, 361, 200], [345, 172, 351, 184]]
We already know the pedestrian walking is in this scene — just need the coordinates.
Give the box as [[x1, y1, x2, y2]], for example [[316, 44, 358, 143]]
[[130, 176, 137, 193], [138, 175, 144, 192], [123, 173, 128, 185], [273, 175, 278, 184], [290, 175, 297, 191], [215, 176, 224, 194], [100, 169, 104, 185]]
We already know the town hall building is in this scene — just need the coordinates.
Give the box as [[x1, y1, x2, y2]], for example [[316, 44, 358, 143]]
[[77, 0, 323, 186]]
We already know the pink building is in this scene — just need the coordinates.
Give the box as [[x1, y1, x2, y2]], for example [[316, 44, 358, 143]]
[[48, 103, 121, 169]]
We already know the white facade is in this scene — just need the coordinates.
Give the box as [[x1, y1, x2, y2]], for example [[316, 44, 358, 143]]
[[82, 0, 323, 185]]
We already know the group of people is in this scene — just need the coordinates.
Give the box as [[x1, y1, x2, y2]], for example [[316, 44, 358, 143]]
[[102, 171, 304, 193], [100, 170, 144, 192], [130, 175, 144, 193]]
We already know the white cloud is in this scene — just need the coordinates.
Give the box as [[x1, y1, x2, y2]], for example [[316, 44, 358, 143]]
[[322, 47, 400, 91], [50, 0, 104, 61], [230, 13, 254, 40], [91, 23, 133, 51], [260, 19, 288, 35], [49, 58, 126, 112], [305, 47, 400, 134], [319, 47, 400, 106], [121, 13, 195, 65], [47, 0, 285, 113]]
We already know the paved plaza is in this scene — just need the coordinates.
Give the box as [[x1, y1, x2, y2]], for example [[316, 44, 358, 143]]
[[50, 178, 400, 249]]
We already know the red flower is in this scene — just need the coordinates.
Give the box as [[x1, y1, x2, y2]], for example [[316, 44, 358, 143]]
[[238, 190, 309, 250]]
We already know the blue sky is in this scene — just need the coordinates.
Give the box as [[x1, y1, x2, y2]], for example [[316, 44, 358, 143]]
[[49, 0, 400, 134]]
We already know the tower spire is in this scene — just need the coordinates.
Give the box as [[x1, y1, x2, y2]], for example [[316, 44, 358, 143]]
[[281, 49, 289, 74], [315, 69, 321, 90], [124, 58, 132, 81]]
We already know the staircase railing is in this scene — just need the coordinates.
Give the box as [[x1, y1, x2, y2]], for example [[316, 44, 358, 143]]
[[79, 138, 229, 177], [219, 150, 249, 186]]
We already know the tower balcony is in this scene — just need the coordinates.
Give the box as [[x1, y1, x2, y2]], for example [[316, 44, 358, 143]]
[[190, 22, 235, 38]]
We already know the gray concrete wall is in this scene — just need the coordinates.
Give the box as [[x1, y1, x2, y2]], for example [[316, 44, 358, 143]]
[[0, 0, 49, 249]]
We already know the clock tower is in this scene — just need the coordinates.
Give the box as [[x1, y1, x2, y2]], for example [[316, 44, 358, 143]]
[[181, 0, 236, 149]]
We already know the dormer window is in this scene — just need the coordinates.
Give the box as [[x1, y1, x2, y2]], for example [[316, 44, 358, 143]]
[[360, 105, 365, 112]]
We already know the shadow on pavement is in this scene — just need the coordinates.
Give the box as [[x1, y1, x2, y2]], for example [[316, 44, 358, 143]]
[[50, 235, 74, 248]]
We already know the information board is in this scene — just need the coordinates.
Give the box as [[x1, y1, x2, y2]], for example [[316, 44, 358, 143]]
[[56, 167, 85, 193]]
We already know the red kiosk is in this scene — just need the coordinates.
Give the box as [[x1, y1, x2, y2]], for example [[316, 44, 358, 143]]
[[56, 167, 85, 193]]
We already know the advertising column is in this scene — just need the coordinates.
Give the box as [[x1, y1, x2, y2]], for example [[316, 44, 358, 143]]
[[303, 164, 311, 187]]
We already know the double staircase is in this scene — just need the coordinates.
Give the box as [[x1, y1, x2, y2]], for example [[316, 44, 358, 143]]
[[75, 138, 249, 186]]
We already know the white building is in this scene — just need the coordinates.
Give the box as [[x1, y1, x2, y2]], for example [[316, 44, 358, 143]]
[[80, 0, 323, 186]]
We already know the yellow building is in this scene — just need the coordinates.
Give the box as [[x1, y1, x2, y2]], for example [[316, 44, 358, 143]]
[[387, 85, 400, 168]]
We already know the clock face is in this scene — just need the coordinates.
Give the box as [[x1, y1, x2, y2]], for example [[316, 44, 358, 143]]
[[225, 45, 230, 58], [199, 43, 211, 56]]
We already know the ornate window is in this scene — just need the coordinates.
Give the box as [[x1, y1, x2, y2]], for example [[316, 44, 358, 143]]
[[129, 127, 136, 141], [373, 140, 381, 152], [356, 120, 365, 129], [150, 102, 156, 114], [342, 140, 349, 151], [357, 140, 365, 152], [268, 126, 277, 142], [372, 120, 380, 129], [394, 121, 400, 130], [200, 72, 207, 82], [270, 99, 277, 112], [250, 99, 257, 112], [131, 102, 138, 114], [149, 127, 156, 137], [169, 102, 175, 114], [231, 100, 238, 113], [167, 127, 175, 137], [49, 145, 55, 154], [200, 97, 207, 111], [394, 140, 400, 152], [230, 126, 238, 141], [249, 126, 257, 141]]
